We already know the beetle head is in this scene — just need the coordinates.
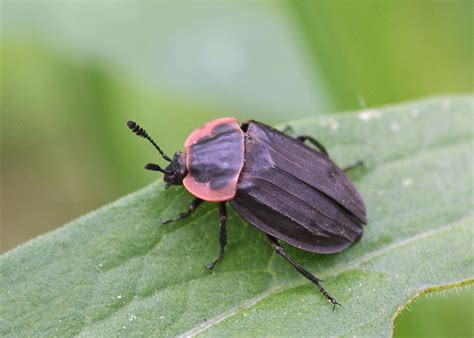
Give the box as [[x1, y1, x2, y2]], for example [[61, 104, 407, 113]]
[[144, 152, 187, 188], [162, 152, 188, 187]]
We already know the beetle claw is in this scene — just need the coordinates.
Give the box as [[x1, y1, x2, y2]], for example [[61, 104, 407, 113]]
[[281, 125, 294, 134], [330, 298, 342, 310]]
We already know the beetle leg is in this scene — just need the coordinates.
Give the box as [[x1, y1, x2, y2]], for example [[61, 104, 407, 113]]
[[161, 198, 203, 224], [207, 202, 228, 270], [343, 160, 365, 173], [280, 125, 294, 135], [296, 135, 329, 156], [266, 235, 341, 309]]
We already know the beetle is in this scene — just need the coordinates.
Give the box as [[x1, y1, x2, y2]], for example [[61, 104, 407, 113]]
[[127, 117, 366, 307]]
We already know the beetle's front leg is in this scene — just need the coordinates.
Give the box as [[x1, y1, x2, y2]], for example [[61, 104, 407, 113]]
[[207, 202, 227, 270], [296, 135, 329, 156], [161, 198, 203, 224]]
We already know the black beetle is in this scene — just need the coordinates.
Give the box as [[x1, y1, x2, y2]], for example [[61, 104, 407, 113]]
[[127, 118, 366, 307]]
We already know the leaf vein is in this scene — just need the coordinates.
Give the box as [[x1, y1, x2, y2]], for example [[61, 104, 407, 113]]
[[181, 213, 473, 337]]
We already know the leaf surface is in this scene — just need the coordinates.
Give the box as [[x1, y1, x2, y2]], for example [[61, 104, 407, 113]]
[[1, 97, 472, 337]]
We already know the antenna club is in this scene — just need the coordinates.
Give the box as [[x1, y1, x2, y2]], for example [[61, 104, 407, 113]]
[[145, 163, 170, 174], [127, 120, 148, 137], [145, 163, 158, 171], [127, 120, 137, 129], [126, 119, 172, 162]]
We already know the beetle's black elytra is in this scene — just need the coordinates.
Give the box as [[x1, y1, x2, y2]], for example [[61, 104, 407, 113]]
[[127, 117, 367, 308]]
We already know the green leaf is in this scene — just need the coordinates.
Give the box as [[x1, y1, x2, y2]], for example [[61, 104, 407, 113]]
[[1, 97, 472, 337]]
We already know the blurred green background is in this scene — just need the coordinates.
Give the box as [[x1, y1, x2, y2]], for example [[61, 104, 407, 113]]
[[0, 1, 472, 336]]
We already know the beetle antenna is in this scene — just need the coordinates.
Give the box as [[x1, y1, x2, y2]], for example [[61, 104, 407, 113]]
[[145, 163, 170, 174], [127, 120, 172, 162]]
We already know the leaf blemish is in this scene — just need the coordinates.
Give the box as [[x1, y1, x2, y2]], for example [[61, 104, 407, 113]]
[[402, 177, 413, 187], [358, 109, 381, 121], [411, 108, 420, 118], [329, 118, 339, 131], [391, 122, 400, 132]]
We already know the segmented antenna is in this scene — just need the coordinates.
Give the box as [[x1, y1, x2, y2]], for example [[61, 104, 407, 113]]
[[127, 121, 172, 162], [145, 163, 170, 174]]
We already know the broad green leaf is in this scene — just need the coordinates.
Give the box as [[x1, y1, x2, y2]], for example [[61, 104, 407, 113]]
[[394, 286, 474, 337], [1, 97, 472, 337]]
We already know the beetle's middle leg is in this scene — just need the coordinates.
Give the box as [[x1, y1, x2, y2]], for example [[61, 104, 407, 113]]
[[207, 202, 227, 270], [296, 135, 329, 156], [266, 235, 341, 309], [161, 198, 203, 224]]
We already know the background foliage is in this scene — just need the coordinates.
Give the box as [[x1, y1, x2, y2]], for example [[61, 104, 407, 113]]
[[1, 1, 472, 336]]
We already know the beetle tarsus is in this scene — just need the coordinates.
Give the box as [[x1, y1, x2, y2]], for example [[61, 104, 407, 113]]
[[267, 235, 340, 307], [161, 198, 203, 225], [330, 297, 342, 310], [315, 284, 342, 310], [206, 260, 218, 270], [207, 203, 227, 271]]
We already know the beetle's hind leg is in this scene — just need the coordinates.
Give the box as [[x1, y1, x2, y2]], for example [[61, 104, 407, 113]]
[[296, 135, 329, 156], [280, 125, 294, 135], [207, 202, 228, 270], [266, 235, 341, 309], [161, 198, 203, 224], [342, 160, 365, 173]]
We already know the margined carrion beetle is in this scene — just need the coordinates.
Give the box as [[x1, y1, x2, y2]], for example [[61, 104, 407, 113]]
[[127, 118, 367, 307]]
